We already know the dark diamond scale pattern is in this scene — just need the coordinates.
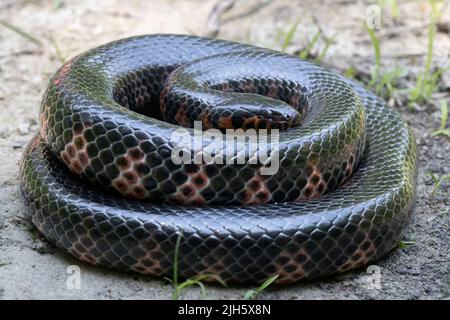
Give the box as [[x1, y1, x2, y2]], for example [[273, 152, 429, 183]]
[[20, 34, 417, 284]]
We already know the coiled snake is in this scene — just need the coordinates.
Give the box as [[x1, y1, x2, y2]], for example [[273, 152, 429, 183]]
[[19, 35, 417, 284]]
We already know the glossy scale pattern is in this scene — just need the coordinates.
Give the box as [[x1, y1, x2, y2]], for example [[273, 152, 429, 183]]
[[19, 34, 417, 284]]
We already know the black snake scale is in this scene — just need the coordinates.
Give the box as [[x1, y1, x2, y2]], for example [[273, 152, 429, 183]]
[[19, 35, 417, 284]]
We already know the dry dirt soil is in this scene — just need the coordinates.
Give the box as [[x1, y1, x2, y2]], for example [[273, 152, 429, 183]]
[[0, 0, 449, 299]]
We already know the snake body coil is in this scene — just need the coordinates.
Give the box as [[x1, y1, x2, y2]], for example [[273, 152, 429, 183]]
[[19, 35, 417, 284]]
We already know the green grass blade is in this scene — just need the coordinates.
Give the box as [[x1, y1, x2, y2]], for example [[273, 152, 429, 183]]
[[425, 20, 436, 77], [431, 101, 449, 138], [430, 174, 450, 197], [315, 34, 336, 63], [0, 19, 42, 46], [344, 66, 356, 78], [243, 289, 257, 300], [408, 3, 444, 104], [172, 279, 194, 300], [431, 129, 450, 138], [192, 273, 227, 287], [427, 171, 439, 184], [49, 37, 66, 63], [173, 232, 183, 288], [244, 274, 279, 300], [365, 23, 381, 70], [258, 274, 279, 291], [439, 100, 448, 130], [398, 240, 415, 249], [172, 279, 208, 300], [299, 30, 321, 60], [281, 19, 300, 52], [195, 281, 207, 299]]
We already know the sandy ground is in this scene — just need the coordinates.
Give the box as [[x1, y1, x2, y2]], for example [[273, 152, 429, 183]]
[[0, 0, 449, 300]]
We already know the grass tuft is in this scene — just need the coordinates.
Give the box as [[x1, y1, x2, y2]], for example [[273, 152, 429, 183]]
[[298, 30, 321, 59], [364, 23, 404, 99], [427, 171, 450, 197], [278, 19, 335, 64], [362, 0, 449, 104], [280, 19, 300, 53], [431, 101, 450, 138], [167, 233, 226, 300], [408, 0, 449, 104], [298, 31, 336, 64]]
